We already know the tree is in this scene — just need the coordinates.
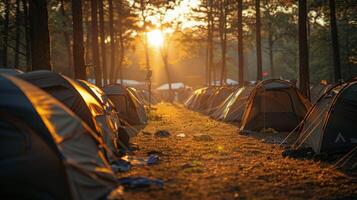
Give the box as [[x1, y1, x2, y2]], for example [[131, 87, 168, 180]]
[[29, 0, 51, 70], [2, 0, 10, 67], [72, 0, 86, 79], [14, 0, 21, 68], [298, 0, 310, 98], [329, 0, 342, 83], [98, 0, 107, 85], [60, 0, 73, 74], [255, 0, 262, 81], [237, 0, 244, 86], [108, 0, 116, 83], [91, 0, 102, 86], [218, 0, 228, 85]]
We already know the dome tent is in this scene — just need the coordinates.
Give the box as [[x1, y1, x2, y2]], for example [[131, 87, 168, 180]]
[[216, 85, 254, 122], [103, 84, 147, 126], [295, 80, 357, 154], [16, 70, 120, 160], [240, 79, 311, 133], [203, 87, 235, 115], [0, 74, 117, 199]]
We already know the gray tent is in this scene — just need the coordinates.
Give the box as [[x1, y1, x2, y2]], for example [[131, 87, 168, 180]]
[[215, 85, 254, 122], [0, 74, 117, 199], [103, 84, 148, 126], [240, 79, 311, 133], [295, 80, 357, 154], [17, 71, 120, 160]]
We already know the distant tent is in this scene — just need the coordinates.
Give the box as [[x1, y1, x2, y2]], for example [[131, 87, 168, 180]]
[[214, 85, 254, 122], [240, 79, 311, 133], [185, 87, 218, 112], [203, 87, 235, 115], [17, 71, 119, 159], [295, 80, 357, 154], [310, 83, 333, 103], [103, 84, 148, 126], [0, 75, 116, 199]]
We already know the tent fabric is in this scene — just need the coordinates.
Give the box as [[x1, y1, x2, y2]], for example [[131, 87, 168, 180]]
[[0, 75, 117, 199], [0, 68, 23, 75], [16, 71, 119, 160], [240, 79, 311, 133], [310, 83, 334, 103], [217, 85, 254, 122], [103, 84, 148, 126], [295, 81, 357, 154], [203, 87, 235, 115], [184, 87, 218, 112]]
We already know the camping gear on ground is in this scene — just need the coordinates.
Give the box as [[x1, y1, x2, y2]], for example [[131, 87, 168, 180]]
[[0, 74, 117, 199], [240, 79, 311, 133], [294, 80, 357, 154], [103, 84, 148, 126], [17, 70, 120, 160]]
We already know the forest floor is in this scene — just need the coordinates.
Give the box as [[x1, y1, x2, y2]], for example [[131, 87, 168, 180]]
[[118, 103, 357, 200]]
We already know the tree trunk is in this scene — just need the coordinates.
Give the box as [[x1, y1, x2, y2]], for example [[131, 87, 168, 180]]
[[329, 0, 341, 83], [298, 0, 310, 98], [72, 0, 86, 79], [114, 0, 124, 84], [14, 0, 21, 68], [2, 0, 10, 67], [60, 0, 73, 76], [91, 0, 102, 86], [22, 0, 31, 71], [255, 0, 262, 81], [268, 26, 275, 79], [29, 0, 52, 70], [98, 0, 107, 85], [237, 0, 244, 87], [208, 0, 213, 86], [108, 0, 116, 84]]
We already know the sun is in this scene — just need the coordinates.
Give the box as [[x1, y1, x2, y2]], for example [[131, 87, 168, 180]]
[[147, 30, 164, 47]]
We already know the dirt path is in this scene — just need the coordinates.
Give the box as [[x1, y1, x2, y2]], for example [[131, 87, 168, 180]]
[[120, 103, 357, 200]]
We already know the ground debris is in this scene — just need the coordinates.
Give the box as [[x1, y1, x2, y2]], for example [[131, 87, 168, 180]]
[[154, 130, 171, 137], [193, 134, 213, 141]]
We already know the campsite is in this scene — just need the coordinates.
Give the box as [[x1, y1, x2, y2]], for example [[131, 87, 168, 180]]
[[0, 0, 357, 199]]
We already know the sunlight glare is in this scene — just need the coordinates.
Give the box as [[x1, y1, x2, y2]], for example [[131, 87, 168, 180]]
[[147, 30, 164, 47]]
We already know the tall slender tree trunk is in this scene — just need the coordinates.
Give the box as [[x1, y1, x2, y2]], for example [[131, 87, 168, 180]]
[[98, 0, 107, 85], [29, 0, 52, 70], [91, 0, 102, 86], [208, 0, 213, 86], [60, 0, 73, 76], [14, 0, 21, 68], [237, 0, 244, 87], [268, 26, 275, 79], [114, 0, 124, 84], [2, 0, 10, 67], [84, 1, 91, 65], [298, 0, 310, 98], [108, 0, 116, 84], [72, 0, 86, 79], [329, 0, 341, 83], [22, 0, 31, 71], [255, 0, 262, 81]]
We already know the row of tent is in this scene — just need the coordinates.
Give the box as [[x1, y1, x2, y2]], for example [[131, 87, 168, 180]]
[[185, 79, 357, 155], [0, 69, 155, 199]]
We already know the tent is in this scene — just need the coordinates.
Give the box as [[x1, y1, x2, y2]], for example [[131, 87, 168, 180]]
[[203, 87, 235, 115], [0, 68, 23, 75], [17, 71, 120, 159], [0, 74, 117, 199], [185, 87, 218, 112], [294, 80, 357, 154], [240, 79, 311, 133], [103, 84, 148, 126], [310, 83, 333, 103], [213, 85, 254, 122]]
